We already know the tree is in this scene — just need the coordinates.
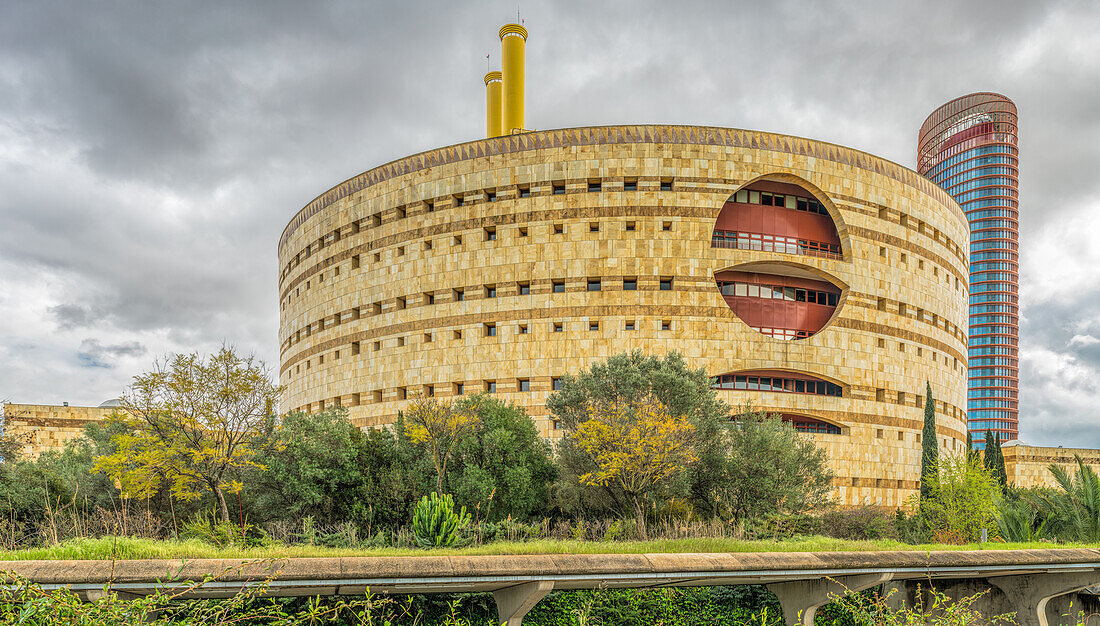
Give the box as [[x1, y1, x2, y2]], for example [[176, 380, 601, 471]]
[[919, 381, 938, 502], [715, 407, 833, 523], [965, 431, 974, 462], [404, 396, 479, 494], [547, 351, 731, 518], [93, 348, 280, 524], [918, 453, 1000, 543], [570, 395, 698, 538], [447, 395, 556, 522], [1035, 457, 1100, 542], [252, 407, 424, 530]]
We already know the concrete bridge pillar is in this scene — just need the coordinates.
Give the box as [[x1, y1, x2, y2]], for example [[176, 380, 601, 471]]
[[493, 580, 554, 626], [767, 573, 892, 626], [988, 572, 1100, 626]]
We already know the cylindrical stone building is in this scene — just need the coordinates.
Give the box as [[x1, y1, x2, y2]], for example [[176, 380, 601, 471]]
[[278, 124, 970, 507]]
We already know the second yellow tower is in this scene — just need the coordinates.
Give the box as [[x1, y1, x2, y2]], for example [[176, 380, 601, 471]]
[[499, 23, 527, 134]]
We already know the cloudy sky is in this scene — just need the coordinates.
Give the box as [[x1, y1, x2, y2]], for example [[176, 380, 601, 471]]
[[2, 1, 1098, 446]]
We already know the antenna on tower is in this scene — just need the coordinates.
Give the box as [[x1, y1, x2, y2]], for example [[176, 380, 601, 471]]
[[486, 53, 490, 72]]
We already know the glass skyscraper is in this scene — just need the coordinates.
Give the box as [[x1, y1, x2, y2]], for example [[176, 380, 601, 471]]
[[918, 93, 1019, 449]]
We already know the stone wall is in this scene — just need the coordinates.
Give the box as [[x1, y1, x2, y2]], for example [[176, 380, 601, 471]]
[[1, 403, 114, 460], [1003, 441, 1100, 489], [277, 124, 972, 507]]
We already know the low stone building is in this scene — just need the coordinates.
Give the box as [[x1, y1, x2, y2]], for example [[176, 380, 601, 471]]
[[1, 402, 118, 460], [1002, 441, 1100, 489]]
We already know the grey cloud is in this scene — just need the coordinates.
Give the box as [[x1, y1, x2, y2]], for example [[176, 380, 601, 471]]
[[76, 339, 146, 368]]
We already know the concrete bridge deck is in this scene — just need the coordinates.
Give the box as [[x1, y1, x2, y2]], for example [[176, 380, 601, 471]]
[[4, 549, 1100, 625]]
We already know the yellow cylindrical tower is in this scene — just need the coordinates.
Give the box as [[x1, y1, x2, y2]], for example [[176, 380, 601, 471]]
[[484, 70, 503, 138], [499, 23, 527, 134]]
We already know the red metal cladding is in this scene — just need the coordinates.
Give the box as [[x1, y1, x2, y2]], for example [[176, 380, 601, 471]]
[[917, 92, 1019, 448], [715, 270, 840, 338]]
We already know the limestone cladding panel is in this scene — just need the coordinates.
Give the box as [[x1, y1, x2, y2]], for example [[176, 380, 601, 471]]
[[277, 125, 970, 507], [1003, 444, 1100, 490], [2, 403, 115, 460]]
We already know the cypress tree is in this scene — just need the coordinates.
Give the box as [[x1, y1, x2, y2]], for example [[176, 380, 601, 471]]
[[966, 431, 974, 462], [920, 381, 938, 501], [983, 429, 996, 472], [993, 433, 1009, 491]]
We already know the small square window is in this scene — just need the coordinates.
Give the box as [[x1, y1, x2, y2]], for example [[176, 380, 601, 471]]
[[662, 221, 673, 231], [660, 180, 673, 192], [661, 320, 671, 331], [425, 200, 435, 212], [373, 302, 382, 315], [397, 246, 405, 257], [373, 341, 381, 351], [519, 282, 531, 295], [454, 195, 464, 207], [454, 383, 464, 396], [552, 183, 565, 195], [426, 385, 435, 397], [485, 323, 497, 336], [424, 240, 433, 251], [424, 333, 433, 343], [552, 377, 563, 391], [397, 336, 405, 347], [486, 380, 497, 393], [351, 341, 360, 355], [518, 324, 528, 334], [373, 252, 381, 263], [660, 277, 673, 291], [625, 221, 636, 231], [396, 207, 406, 219], [519, 186, 531, 198], [454, 235, 463, 246], [425, 292, 435, 305], [589, 321, 599, 331], [518, 226, 528, 237], [589, 222, 599, 232], [518, 379, 530, 392], [879, 246, 886, 257], [453, 329, 463, 339], [373, 390, 383, 403], [623, 278, 637, 291], [486, 285, 497, 298], [396, 296, 406, 310], [553, 280, 566, 293], [485, 227, 497, 241], [588, 181, 602, 192], [553, 322, 564, 332], [587, 279, 602, 292], [485, 191, 496, 202], [624, 180, 637, 191], [625, 321, 635, 331], [553, 223, 564, 235], [454, 289, 464, 302], [373, 214, 382, 227], [352, 255, 361, 269]]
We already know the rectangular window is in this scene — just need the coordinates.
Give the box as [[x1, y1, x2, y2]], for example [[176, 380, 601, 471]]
[[485, 191, 496, 202], [454, 195, 464, 207], [454, 288, 464, 302], [396, 296, 406, 310], [553, 322, 564, 332], [589, 321, 599, 331], [373, 341, 380, 352], [589, 222, 599, 232], [553, 280, 565, 293], [552, 183, 565, 195], [424, 333, 433, 343], [588, 181, 602, 192], [736, 189, 749, 203], [485, 323, 496, 336], [660, 277, 673, 291], [486, 380, 497, 393], [623, 278, 637, 291], [519, 379, 530, 392], [485, 285, 497, 298], [454, 235, 463, 246], [624, 180, 637, 191], [352, 255, 360, 269], [553, 223, 564, 235], [660, 180, 673, 192], [587, 279, 601, 291], [519, 282, 531, 295], [424, 240, 433, 251], [425, 292, 435, 305], [661, 320, 671, 331], [396, 246, 405, 256], [351, 341, 360, 355], [552, 377, 563, 390], [518, 324, 528, 334], [425, 200, 434, 212], [453, 329, 463, 339], [662, 221, 672, 231], [519, 186, 531, 198], [396, 336, 405, 347], [625, 321, 635, 331], [625, 221, 636, 231], [454, 383, 464, 396], [485, 227, 496, 241], [518, 226, 528, 237]]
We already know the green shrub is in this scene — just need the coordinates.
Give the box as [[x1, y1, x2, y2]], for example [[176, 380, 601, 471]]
[[180, 510, 269, 549], [819, 506, 896, 541], [412, 492, 471, 548]]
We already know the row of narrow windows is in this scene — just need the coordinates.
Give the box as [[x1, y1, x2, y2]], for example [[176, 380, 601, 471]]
[[281, 218, 676, 308], [282, 178, 678, 279], [714, 375, 843, 396], [282, 177, 965, 289], [283, 276, 676, 349], [710, 230, 842, 259], [718, 281, 840, 306], [875, 297, 966, 344]]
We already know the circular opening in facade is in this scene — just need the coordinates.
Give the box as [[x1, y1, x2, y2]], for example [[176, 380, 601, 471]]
[[715, 262, 845, 340], [713, 181, 843, 260]]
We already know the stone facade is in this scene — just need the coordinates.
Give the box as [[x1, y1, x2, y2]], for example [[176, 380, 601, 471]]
[[277, 124, 972, 507], [2, 403, 114, 460], [1002, 442, 1100, 489]]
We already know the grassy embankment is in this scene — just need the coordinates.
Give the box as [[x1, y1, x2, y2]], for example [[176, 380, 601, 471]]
[[0, 536, 1080, 561]]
